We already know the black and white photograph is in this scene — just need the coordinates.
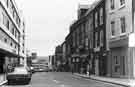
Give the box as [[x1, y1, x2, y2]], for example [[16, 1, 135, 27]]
[[0, 0, 135, 87]]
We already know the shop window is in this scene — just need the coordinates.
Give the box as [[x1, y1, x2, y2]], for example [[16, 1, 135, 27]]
[[114, 56, 120, 73], [121, 56, 125, 75]]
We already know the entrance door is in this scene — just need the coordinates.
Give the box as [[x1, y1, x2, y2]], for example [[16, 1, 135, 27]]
[[112, 56, 121, 77], [99, 56, 107, 76], [0, 55, 5, 74]]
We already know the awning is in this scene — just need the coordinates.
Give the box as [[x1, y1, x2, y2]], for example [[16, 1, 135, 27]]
[[80, 54, 88, 58], [71, 54, 80, 58], [0, 48, 19, 58]]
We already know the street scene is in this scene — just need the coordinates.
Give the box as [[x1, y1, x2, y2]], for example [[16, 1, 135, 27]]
[[1, 0, 135, 87], [3, 72, 125, 87]]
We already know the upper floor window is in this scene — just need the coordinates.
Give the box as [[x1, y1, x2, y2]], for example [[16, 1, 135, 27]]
[[120, 17, 126, 34], [11, 27, 14, 35], [120, 0, 125, 6], [110, 0, 115, 10], [5, 0, 8, 7], [111, 21, 115, 36], [100, 30, 104, 47], [4, 38, 7, 43], [95, 32, 98, 48], [95, 12, 98, 27], [100, 8, 103, 25], [10, 42, 13, 47]]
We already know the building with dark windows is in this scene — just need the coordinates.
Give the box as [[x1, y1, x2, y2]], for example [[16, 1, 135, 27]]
[[66, 4, 95, 74], [55, 45, 63, 71], [0, 0, 26, 84], [93, 0, 107, 76], [64, 0, 106, 76], [65, 32, 73, 72]]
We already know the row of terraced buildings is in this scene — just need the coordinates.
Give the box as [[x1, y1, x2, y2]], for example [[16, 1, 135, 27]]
[[54, 0, 135, 79]]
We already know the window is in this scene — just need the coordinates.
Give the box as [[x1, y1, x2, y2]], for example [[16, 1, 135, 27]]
[[114, 56, 120, 73], [100, 30, 104, 47], [111, 21, 115, 36], [120, 0, 125, 6], [95, 32, 98, 48], [4, 38, 7, 43], [6, 20, 9, 29], [114, 56, 119, 64], [121, 56, 125, 75], [15, 30, 17, 38], [11, 27, 14, 35], [22, 50, 24, 53], [3, 13, 7, 26], [110, 0, 115, 10], [10, 42, 13, 47], [95, 12, 98, 27], [120, 17, 126, 33], [100, 8, 103, 25], [5, 0, 8, 7], [73, 32, 75, 47], [2, 13, 9, 30]]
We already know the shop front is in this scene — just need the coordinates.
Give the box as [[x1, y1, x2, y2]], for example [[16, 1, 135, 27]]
[[94, 47, 108, 76], [71, 54, 80, 73], [0, 48, 20, 85], [80, 54, 89, 74]]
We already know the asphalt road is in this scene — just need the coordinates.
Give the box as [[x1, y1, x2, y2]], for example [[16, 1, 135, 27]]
[[3, 72, 125, 87]]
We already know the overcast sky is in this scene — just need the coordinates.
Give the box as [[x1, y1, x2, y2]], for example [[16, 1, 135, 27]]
[[15, 0, 95, 56]]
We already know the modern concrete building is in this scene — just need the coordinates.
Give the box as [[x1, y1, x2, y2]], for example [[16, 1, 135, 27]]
[[0, 0, 26, 84]]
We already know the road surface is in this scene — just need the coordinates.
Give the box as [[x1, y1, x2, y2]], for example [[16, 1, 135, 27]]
[[3, 72, 125, 87]]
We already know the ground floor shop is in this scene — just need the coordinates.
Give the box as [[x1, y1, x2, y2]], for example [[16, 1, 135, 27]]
[[0, 49, 20, 85], [71, 53, 93, 75], [107, 47, 128, 78], [107, 46, 135, 79], [94, 52, 107, 76]]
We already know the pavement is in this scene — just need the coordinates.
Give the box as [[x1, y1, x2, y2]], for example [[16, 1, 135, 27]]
[[74, 73, 135, 87], [3, 72, 126, 87]]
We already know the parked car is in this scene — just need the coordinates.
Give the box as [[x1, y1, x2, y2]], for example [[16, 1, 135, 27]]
[[7, 66, 32, 84], [30, 66, 35, 73]]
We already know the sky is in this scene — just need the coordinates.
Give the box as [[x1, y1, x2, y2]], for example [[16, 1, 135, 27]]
[[15, 0, 95, 56]]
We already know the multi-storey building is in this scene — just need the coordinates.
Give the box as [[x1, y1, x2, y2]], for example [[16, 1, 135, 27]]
[[65, 32, 73, 72], [0, 0, 26, 84], [55, 45, 63, 71], [93, 0, 107, 76], [106, 0, 135, 78], [61, 41, 66, 64], [68, 5, 90, 74]]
